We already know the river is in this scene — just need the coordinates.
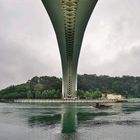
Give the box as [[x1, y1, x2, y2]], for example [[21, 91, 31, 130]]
[[0, 102, 140, 140]]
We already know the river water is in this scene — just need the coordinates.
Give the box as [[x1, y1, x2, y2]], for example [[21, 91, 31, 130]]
[[0, 102, 140, 140]]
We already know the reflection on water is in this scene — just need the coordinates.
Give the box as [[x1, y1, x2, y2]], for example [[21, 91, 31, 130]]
[[27, 104, 112, 135], [77, 111, 109, 121], [1, 103, 140, 140], [29, 114, 61, 127], [61, 105, 77, 134], [123, 104, 140, 112]]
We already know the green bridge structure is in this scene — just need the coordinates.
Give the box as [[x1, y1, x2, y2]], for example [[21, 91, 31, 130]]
[[41, 0, 98, 99]]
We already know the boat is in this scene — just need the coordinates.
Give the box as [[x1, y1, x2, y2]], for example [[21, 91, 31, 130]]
[[95, 103, 112, 109]]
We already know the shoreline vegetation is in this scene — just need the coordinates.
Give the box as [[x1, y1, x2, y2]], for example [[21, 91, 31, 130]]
[[0, 74, 140, 100]]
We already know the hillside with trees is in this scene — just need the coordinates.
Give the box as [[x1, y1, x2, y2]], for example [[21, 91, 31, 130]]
[[0, 74, 140, 99]]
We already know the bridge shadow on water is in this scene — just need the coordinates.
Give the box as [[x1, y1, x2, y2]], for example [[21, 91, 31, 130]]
[[27, 104, 115, 140]]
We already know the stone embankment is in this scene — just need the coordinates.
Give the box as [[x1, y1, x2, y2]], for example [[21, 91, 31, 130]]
[[13, 99, 140, 103], [14, 99, 115, 103], [1, 99, 140, 103]]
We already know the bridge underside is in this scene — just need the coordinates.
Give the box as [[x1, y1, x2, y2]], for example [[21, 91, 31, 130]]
[[41, 0, 98, 99]]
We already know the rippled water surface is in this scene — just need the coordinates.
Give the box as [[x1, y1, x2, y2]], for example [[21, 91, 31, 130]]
[[0, 102, 140, 140]]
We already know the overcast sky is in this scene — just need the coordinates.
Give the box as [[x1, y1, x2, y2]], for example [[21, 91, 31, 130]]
[[0, 0, 140, 89]]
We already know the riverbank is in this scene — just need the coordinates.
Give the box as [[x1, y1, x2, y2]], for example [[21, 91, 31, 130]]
[[1, 99, 140, 104], [0, 98, 137, 103]]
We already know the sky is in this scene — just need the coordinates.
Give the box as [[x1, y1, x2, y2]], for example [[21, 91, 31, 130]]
[[0, 0, 140, 89]]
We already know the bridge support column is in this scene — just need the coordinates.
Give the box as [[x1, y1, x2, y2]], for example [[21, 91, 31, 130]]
[[41, 0, 98, 99], [62, 61, 77, 99]]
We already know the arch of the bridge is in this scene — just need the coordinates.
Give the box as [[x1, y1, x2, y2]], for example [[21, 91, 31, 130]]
[[41, 0, 98, 99]]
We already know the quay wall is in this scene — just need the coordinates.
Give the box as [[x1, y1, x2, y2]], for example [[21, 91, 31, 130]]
[[13, 99, 140, 103]]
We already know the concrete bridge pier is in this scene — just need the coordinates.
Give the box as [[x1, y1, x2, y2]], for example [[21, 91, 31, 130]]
[[41, 0, 98, 99]]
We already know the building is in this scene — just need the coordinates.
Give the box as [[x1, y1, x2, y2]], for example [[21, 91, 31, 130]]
[[102, 94, 126, 100]]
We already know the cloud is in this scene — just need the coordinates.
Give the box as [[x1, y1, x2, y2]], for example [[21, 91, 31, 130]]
[[0, 0, 140, 89], [0, 0, 62, 89], [79, 44, 140, 76]]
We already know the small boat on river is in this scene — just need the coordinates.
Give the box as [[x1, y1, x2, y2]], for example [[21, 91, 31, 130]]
[[95, 103, 112, 109]]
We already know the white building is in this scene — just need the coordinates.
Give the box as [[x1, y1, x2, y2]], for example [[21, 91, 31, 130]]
[[102, 94, 125, 100]]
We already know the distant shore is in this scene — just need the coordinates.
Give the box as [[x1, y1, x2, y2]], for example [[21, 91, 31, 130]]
[[1, 99, 140, 103]]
